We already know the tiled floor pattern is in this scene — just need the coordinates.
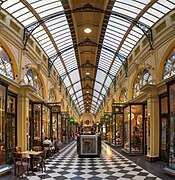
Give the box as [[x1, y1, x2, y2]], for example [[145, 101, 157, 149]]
[[22, 141, 162, 180]]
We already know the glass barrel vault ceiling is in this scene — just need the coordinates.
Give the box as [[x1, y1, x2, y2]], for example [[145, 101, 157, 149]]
[[1, 0, 175, 115]]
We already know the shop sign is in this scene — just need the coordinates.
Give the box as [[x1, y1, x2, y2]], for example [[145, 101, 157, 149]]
[[51, 105, 61, 113], [70, 117, 74, 123]]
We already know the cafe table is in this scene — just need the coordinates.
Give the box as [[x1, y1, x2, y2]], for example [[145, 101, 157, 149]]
[[21, 150, 43, 172]]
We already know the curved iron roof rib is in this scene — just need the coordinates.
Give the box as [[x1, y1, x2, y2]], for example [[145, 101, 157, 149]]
[[2, 0, 175, 115]]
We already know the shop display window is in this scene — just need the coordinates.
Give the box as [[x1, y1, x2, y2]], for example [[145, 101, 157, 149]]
[[123, 103, 143, 154], [0, 85, 6, 165], [42, 105, 51, 140], [112, 104, 124, 146], [169, 83, 175, 169], [33, 104, 42, 146], [124, 106, 130, 151], [160, 95, 168, 162], [52, 114, 58, 139]]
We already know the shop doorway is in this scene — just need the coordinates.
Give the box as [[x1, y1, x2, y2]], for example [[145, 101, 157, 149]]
[[6, 115, 16, 163], [6, 93, 17, 163], [159, 94, 168, 162]]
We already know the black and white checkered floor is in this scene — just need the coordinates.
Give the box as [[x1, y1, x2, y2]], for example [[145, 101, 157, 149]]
[[23, 141, 161, 180]]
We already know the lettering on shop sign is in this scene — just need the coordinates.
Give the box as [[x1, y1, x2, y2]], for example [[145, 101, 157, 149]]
[[51, 105, 61, 113]]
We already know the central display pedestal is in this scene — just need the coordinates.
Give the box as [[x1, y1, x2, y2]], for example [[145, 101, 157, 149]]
[[77, 135, 101, 158]]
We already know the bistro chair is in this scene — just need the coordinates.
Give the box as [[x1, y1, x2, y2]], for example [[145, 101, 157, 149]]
[[12, 152, 29, 177], [43, 144, 53, 158], [32, 150, 46, 173], [33, 146, 43, 163]]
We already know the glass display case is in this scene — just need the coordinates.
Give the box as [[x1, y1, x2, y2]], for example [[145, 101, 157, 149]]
[[123, 103, 143, 155], [77, 135, 101, 157]]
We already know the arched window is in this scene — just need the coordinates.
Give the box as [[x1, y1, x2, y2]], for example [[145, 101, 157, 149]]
[[0, 46, 13, 79], [163, 47, 175, 79], [119, 87, 127, 103], [49, 89, 56, 102], [24, 69, 43, 98], [133, 69, 152, 98]]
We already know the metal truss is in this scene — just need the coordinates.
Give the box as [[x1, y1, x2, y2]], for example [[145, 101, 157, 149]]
[[72, 93, 100, 103], [70, 84, 105, 98], [23, 3, 153, 62], [67, 74, 108, 92]]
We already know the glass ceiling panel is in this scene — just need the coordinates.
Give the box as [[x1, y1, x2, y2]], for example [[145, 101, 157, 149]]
[[104, 76, 112, 87], [5, 2, 24, 14], [35, 3, 62, 14], [64, 77, 71, 88], [13, 8, 29, 18], [101, 88, 106, 96], [76, 90, 82, 97], [95, 70, 106, 84], [3, 0, 175, 115], [74, 82, 82, 92], [69, 88, 74, 95], [54, 58, 65, 76], [93, 91, 99, 98], [94, 83, 102, 91]]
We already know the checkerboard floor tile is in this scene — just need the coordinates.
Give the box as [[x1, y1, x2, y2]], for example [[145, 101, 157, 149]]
[[24, 141, 161, 180]]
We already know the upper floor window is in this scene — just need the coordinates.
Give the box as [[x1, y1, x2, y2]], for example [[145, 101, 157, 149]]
[[163, 47, 175, 79], [49, 89, 56, 102], [133, 69, 152, 98], [0, 46, 13, 79], [24, 69, 43, 98], [119, 87, 127, 103]]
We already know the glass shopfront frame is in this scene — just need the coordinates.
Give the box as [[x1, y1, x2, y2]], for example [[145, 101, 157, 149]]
[[123, 103, 143, 155], [0, 82, 8, 166], [112, 104, 124, 146], [29, 102, 51, 149], [0, 81, 17, 166], [159, 93, 168, 162], [168, 82, 175, 169]]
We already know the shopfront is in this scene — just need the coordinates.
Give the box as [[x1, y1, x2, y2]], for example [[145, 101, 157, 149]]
[[123, 103, 143, 155], [166, 80, 175, 171], [159, 93, 168, 162], [61, 113, 70, 142], [28, 102, 51, 149], [0, 81, 17, 166], [112, 103, 124, 146], [50, 103, 61, 142]]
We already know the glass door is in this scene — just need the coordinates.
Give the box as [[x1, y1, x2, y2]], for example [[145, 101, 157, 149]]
[[6, 93, 16, 163], [160, 95, 168, 162], [6, 115, 16, 163]]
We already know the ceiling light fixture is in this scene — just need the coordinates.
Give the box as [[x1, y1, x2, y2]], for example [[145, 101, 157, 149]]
[[84, 28, 91, 34], [86, 90, 89, 93], [86, 72, 90, 76]]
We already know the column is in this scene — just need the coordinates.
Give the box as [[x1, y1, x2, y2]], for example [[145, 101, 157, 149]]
[[17, 93, 29, 151], [146, 95, 160, 162], [141, 84, 160, 162], [17, 85, 35, 151]]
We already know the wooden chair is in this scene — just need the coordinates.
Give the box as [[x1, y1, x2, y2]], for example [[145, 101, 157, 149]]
[[32, 150, 46, 173], [12, 152, 29, 176], [43, 144, 52, 158], [33, 146, 42, 152]]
